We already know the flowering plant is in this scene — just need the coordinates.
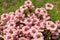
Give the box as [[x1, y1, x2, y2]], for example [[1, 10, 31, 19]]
[[0, 0, 60, 40]]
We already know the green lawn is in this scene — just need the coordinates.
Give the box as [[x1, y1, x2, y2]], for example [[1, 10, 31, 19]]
[[0, 0, 60, 40]]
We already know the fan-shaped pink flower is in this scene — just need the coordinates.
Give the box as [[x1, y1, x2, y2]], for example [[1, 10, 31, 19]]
[[25, 0, 32, 7], [45, 3, 54, 10], [33, 32, 44, 40], [29, 27, 38, 35], [56, 20, 60, 27], [22, 26, 30, 34], [7, 22, 16, 29], [1, 14, 8, 21]]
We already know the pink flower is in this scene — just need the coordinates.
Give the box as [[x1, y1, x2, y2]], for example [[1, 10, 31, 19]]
[[8, 12, 15, 19], [19, 13, 25, 21], [24, 18, 32, 26], [3, 28, 9, 34], [7, 22, 16, 29], [32, 18, 39, 25], [35, 8, 40, 15], [29, 27, 38, 35], [34, 25, 40, 29], [22, 26, 30, 34], [25, 0, 32, 7], [58, 29, 60, 33], [20, 5, 28, 11], [40, 21, 46, 28], [19, 37, 26, 40], [3, 33, 13, 40], [29, 5, 34, 9], [33, 32, 44, 40], [9, 29, 18, 35], [46, 21, 54, 27], [43, 15, 51, 21], [16, 26, 23, 31], [38, 28, 44, 32], [1, 14, 8, 21], [40, 8, 48, 16], [0, 26, 4, 34], [51, 30, 59, 39], [47, 24, 57, 31], [50, 29, 58, 34], [9, 12, 15, 16], [56, 20, 60, 27], [28, 13, 36, 18], [45, 3, 54, 10], [32, 38, 44, 40], [52, 35, 58, 39], [15, 9, 24, 14]]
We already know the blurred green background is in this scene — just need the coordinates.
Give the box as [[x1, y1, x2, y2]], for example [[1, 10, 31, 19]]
[[0, 0, 60, 22], [0, 0, 60, 40]]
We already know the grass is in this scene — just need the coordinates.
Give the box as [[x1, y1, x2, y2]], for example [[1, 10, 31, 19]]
[[0, 0, 60, 40]]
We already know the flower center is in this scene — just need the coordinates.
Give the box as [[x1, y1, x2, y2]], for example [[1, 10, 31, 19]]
[[8, 36, 11, 39], [4, 15, 6, 18], [10, 24, 14, 26], [13, 13, 15, 16], [36, 34, 41, 38], [27, 2, 30, 4], [38, 9, 40, 12], [50, 24, 55, 28], [23, 6, 25, 8], [9, 30, 13, 34], [47, 5, 51, 7], [27, 19, 30, 22], [43, 10, 46, 13], [40, 28, 44, 30], [24, 27, 29, 31], [32, 30, 36, 33], [18, 10, 21, 12]]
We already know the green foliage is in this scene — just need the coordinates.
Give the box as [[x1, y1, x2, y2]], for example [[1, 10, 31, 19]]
[[0, 37, 4, 40], [43, 29, 51, 40]]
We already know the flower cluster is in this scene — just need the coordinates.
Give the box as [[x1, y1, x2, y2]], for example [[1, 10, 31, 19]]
[[0, 0, 60, 40]]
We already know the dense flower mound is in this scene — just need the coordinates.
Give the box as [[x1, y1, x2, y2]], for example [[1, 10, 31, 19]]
[[0, 0, 60, 40]]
